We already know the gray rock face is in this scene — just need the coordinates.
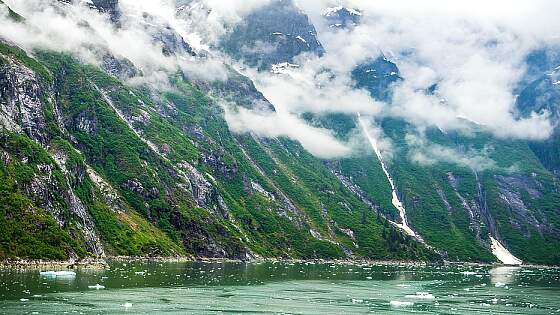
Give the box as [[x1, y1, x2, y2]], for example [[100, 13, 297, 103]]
[[352, 56, 402, 102], [495, 174, 559, 238], [220, 0, 325, 70], [0, 53, 106, 258], [85, 0, 121, 23], [134, 12, 196, 57], [0, 55, 49, 144]]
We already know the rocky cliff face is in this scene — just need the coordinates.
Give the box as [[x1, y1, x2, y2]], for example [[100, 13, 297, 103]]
[[219, 0, 324, 70]]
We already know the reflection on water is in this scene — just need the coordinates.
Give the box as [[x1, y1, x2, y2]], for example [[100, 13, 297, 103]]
[[489, 266, 521, 286], [0, 262, 559, 314]]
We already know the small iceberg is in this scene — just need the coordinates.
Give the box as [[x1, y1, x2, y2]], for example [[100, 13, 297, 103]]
[[390, 300, 414, 307], [405, 292, 435, 299], [88, 284, 105, 290], [40, 271, 76, 278]]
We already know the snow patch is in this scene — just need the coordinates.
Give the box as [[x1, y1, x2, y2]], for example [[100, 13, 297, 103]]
[[271, 62, 300, 74], [490, 236, 522, 265], [323, 6, 362, 17]]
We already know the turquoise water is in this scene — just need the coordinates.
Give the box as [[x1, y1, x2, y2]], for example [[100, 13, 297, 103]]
[[0, 262, 559, 314]]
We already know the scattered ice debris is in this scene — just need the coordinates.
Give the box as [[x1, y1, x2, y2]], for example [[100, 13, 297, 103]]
[[405, 292, 435, 299], [461, 271, 476, 276], [390, 300, 414, 307], [352, 298, 363, 304], [88, 284, 105, 290], [134, 271, 146, 276], [490, 236, 522, 265]]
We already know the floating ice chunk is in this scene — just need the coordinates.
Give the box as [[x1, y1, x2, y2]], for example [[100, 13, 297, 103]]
[[20, 298, 29, 302], [352, 298, 363, 304], [405, 292, 435, 299], [88, 284, 105, 290], [495, 282, 506, 288], [390, 300, 414, 307], [122, 302, 133, 308], [134, 271, 146, 276], [40, 271, 76, 278], [461, 271, 476, 275]]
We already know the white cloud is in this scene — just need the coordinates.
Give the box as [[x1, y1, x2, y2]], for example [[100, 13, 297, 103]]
[[405, 133, 517, 173], [181, 0, 560, 159], [224, 105, 351, 158], [0, 0, 228, 85], [3, 0, 559, 161]]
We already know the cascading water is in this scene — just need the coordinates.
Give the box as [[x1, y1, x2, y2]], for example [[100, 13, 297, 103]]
[[357, 114, 418, 238]]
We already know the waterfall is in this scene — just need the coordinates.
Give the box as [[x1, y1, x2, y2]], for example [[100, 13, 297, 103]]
[[357, 114, 417, 238]]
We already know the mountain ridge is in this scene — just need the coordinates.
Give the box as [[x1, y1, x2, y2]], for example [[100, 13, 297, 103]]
[[0, 0, 559, 265]]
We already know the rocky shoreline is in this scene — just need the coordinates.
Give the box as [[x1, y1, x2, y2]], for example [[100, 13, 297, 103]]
[[0, 257, 557, 270]]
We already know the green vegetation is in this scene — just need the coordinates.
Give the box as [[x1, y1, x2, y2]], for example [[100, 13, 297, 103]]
[[0, 39, 558, 264], [0, 132, 86, 260]]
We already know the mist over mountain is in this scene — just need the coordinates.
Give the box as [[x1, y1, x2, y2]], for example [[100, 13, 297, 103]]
[[0, 0, 559, 265]]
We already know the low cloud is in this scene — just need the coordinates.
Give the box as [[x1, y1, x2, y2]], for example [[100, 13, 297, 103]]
[[0, 0, 228, 86], [224, 105, 351, 159], [405, 133, 518, 173], [3, 0, 559, 162]]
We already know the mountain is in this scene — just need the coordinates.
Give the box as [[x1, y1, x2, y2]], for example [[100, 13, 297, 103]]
[[219, 0, 324, 71], [322, 6, 362, 29], [0, 0, 431, 261], [0, 0, 559, 265]]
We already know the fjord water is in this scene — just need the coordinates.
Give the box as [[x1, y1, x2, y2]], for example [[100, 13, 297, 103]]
[[1, 262, 559, 314]]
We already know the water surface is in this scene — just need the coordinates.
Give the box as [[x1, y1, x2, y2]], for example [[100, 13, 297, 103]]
[[1, 261, 559, 314]]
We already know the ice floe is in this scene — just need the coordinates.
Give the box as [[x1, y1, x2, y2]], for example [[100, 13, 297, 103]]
[[88, 284, 105, 290], [39, 271, 76, 278], [390, 300, 414, 307]]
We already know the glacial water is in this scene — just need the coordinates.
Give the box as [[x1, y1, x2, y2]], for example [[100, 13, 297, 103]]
[[0, 261, 559, 314]]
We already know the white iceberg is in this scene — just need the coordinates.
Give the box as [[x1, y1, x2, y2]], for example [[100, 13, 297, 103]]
[[88, 284, 105, 290], [39, 271, 76, 278]]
